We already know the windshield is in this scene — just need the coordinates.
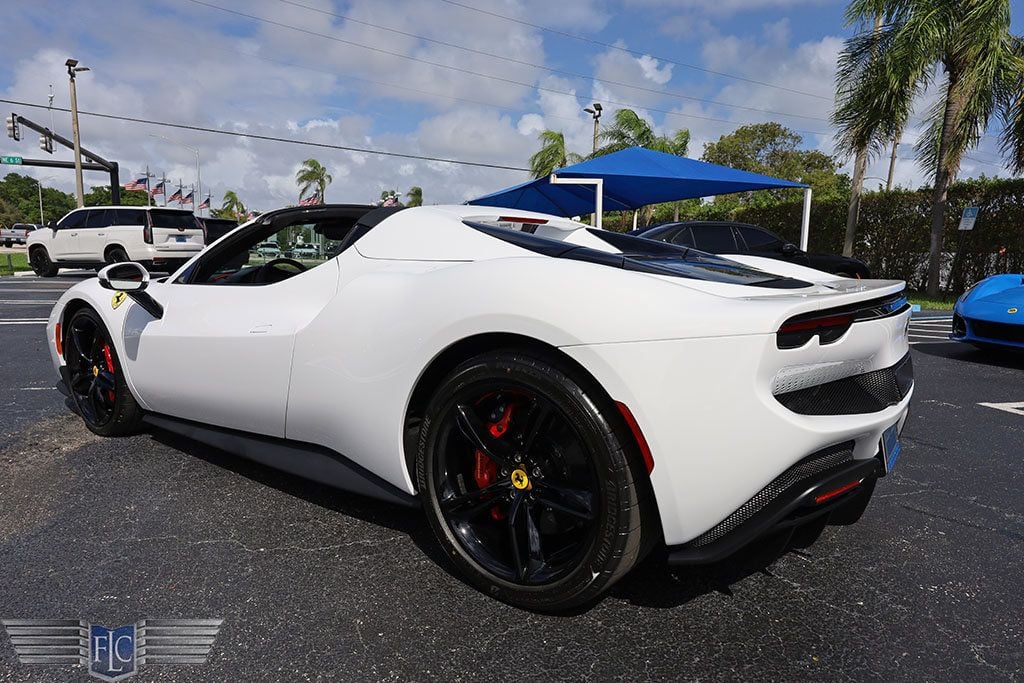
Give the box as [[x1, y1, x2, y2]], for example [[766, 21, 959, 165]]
[[150, 210, 199, 230]]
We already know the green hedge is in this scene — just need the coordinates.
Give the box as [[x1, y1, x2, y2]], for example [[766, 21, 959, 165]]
[[716, 177, 1024, 291]]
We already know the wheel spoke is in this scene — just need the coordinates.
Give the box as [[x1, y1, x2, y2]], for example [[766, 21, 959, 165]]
[[441, 481, 508, 518], [524, 503, 544, 569], [508, 491, 527, 581], [94, 370, 116, 391], [534, 482, 595, 520], [519, 399, 552, 453], [454, 404, 515, 469], [69, 323, 93, 364]]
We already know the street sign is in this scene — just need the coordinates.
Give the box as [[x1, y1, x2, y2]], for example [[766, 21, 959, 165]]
[[0, 155, 22, 165], [958, 206, 980, 231]]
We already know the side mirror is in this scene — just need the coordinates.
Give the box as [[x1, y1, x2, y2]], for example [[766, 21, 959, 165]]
[[48, 220, 56, 231], [98, 262, 149, 292], [781, 243, 799, 256]]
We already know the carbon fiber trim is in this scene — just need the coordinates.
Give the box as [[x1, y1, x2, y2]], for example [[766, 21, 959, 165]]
[[774, 353, 913, 416], [689, 441, 855, 548]]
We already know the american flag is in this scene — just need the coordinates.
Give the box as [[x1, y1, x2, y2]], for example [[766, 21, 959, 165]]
[[168, 187, 183, 203], [299, 194, 321, 206], [150, 180, 165, 197], [198, 194, 210, 210], [181, 191, 194, 205], [124, 176, 148, 191]]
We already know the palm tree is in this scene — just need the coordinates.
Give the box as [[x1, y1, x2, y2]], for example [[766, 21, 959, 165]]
[[595, 109, 690, 157], [834, 1, 891, 259], [295, 158, 332, 203], [528, 130, 583, 179], [406, 186, 423, 207], [220, 190, 246, 222], [834, 0, 1024, 296]]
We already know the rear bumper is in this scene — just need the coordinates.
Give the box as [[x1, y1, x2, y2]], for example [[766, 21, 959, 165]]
[[667, 443, 881, 564]]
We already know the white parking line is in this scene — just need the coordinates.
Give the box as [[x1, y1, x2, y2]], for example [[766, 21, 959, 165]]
[[0, 300, 57, 304], [978, 402, 1024, 417]]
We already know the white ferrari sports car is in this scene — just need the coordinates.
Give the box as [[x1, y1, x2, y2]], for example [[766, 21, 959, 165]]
[[46, 203, 913, 610]]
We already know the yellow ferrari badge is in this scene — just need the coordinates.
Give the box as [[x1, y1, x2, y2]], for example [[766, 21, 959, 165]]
[[111, 291, 127, 310], [510, 468, 531, 491], [1009, 307, 1019, 314]]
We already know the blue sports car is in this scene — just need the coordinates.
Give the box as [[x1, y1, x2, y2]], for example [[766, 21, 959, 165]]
[[952, 274, 1024, 350]]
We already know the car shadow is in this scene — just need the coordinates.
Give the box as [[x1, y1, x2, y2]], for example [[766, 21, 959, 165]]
[[146, 429, 451, 571], [147, 427, 815, 613], [913, 341, 1024, 370]]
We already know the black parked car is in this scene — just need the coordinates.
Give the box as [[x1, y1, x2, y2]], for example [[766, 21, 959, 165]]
[[200, 217, 240, 245], [634, 221, 871, 278]]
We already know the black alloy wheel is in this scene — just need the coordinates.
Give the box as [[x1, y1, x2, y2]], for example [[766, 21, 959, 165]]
[[29, 247, 58, 277], [64, 308, 143, 436], [417, 350, 652, 611], [106, 247, 130, 264]]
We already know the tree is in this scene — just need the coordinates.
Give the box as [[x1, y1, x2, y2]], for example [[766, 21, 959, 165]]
[[0, 173, 75, 225], [834, 0, 1024, 296], [594, 109, 691, 224], [595, 109, 690, 157], [702, 122, 847, 211], [528, 130, 583, 179], [84, 186, 148, 207], [296, 158, 332, 203], [834, 1, 893, 259], [220, 190, 247, 222], [406, 186, 423, 207]]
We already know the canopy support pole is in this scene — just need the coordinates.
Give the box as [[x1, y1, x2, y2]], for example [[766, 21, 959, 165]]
[[800, 187, 812, 251], [549, 174, 603, 229]]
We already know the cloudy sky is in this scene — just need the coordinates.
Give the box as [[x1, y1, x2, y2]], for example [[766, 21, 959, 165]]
[[1, 0, 1022, 211]]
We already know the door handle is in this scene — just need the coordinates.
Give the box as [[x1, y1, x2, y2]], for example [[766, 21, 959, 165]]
[[249, 323, 273, 334], [97, 232, 105, 237], [69, 232, 78, 236]]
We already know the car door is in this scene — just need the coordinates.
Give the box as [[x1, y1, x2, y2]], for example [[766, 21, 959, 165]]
[[77, 208, 112, 260], [734, 225, 810, 266], [50, 209, 89, 259], [686, 224, 739, 254], [120, 224, 342, 439]]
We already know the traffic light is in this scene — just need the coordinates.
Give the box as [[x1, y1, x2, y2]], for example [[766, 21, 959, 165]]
[[39, 131, 53, 154], [5, 113, 19, 141]]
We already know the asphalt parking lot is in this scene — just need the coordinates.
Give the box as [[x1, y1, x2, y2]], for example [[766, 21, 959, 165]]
[[1, 273, 1022, 682]]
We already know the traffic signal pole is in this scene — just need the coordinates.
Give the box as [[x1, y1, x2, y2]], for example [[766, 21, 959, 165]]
[[5, 112, 121, 204]]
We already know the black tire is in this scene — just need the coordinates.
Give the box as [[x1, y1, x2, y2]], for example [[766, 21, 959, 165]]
[[29, 246, 59, 277], [3, 239, 11, 248], [64, 307, 144, 437], [105, 246, 130, 264], [416, 349, 650, 611]]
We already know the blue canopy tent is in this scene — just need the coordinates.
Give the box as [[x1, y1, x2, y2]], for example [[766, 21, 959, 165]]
[[468, 146, 815, 249]]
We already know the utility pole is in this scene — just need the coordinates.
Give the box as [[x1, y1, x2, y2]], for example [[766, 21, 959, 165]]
[[583, 103, 602, 225], [65, 58, 90, 208], [37, 178, 44, 224], [886, 137, 899, 191]]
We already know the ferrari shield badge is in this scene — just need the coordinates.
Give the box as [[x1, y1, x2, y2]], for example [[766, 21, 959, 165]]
[[111, 292, 127, 310], [1009, 307, 1018, 314]]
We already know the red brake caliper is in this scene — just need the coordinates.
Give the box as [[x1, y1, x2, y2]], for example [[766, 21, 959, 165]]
[[474, 401, 515, 521], [101, 343, 116, 403]]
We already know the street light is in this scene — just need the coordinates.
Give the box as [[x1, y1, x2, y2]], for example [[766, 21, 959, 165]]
[[66, 58, 90, 208], [34, 175, 55, 225], [583, 102, 602, 154], [149, 133, 202, 215]]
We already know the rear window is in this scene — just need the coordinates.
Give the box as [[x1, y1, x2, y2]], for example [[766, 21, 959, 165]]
[[150, 210, 199, 229]]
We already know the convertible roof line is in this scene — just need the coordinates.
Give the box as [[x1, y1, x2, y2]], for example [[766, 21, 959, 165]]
[[258, 203, 379, 228]]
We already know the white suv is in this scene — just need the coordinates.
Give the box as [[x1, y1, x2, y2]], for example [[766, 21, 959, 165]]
[[27, 206, 205, 277]]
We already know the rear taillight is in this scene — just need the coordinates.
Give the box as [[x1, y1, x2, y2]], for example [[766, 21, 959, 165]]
[[777, 313, 853, 349], [143, 213, 153, 244]]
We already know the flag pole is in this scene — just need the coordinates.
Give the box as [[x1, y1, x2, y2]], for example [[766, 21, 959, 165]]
[[145, 165, 151, 207]]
